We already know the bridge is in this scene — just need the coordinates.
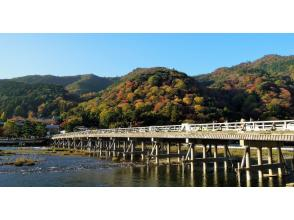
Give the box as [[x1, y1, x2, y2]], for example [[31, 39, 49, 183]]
[[52, 120, 294, 183]]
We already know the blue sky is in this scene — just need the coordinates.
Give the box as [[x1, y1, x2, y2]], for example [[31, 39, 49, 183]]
[[1, 33, 294, 79]]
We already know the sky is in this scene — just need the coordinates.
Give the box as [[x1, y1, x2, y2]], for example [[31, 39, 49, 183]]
[[1, 33, 294, 79]]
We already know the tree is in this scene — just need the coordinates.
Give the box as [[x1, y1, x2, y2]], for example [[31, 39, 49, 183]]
[[174, 79, 186, 89], [183, 95, 193, 105], [14, 105, 25, 117], [194, 96, 204, 105], [35, 123, 46, 137], [22, 120, 34, 138], [148, 75, 161, 86], [0, 112, 7, 122], [3, 120, 20, 137], [28, 111, 35, 120]]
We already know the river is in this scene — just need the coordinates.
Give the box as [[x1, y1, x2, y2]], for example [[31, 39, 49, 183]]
[[0, 147, 293, 187]]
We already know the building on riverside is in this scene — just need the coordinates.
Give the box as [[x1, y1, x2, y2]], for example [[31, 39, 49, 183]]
[[46, 124, 60, 136]]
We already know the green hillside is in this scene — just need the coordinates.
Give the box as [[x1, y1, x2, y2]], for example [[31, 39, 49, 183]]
[[12, 74, 119, 94], [196, 55, 294, 120], [0, 80, 78, 118]]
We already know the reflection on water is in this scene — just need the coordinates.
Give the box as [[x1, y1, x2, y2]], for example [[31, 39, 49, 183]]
[[0, 147, 293, 187]]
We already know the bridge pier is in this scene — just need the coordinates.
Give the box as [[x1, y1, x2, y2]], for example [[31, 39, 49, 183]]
[[141, 141, 145, 161], [245, 146, 251, 182], [166, 142, 170, 164], [267, 147, 273, 176], [277, 146, 283, 176], [257, 147, 263, 179], [130, 140, 134, 162], [177, 143, 181, 162], [224, 145, 228, 171], [155, 141, 159, 165], [213, 145, 218, 171], [202, 144, 207, 172], [190, 143, 195, 172]]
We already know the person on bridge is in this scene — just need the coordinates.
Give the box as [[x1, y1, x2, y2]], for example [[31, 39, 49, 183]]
[[240, 118, 246, 131]]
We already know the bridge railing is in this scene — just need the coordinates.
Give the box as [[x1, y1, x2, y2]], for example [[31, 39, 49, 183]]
[[52, 120, 294, 138]]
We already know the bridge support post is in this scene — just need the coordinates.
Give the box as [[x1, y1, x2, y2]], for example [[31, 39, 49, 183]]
[[87, 139, 92, 153], [123, 140, 126, 160], [66, 139, 69, 149], [224, 145, 228, 170], [257, 147, 263, 179], [214, 145, 218, 171], [130, 140, 134, 162], [112, 139, 116, 157], [99, 140, 103, 158], [104, 140, 107, 157], [80, 139, 84, 150], [73, 139, 76, 150], [166, 142, 170, 164], [245, 146, 251, 182], [108, 140, 112, 157], [177, 143, 181, 162], [202, 144, 207, 172], [155, 141, 159, 165], [190, 143, 195, 172], [277, 146, 283, 176], [141, 141, 145, 161], [267, 147, 273, 176]]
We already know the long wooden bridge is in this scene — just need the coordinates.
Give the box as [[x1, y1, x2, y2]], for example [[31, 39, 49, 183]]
[[52, 120, 294, 182]]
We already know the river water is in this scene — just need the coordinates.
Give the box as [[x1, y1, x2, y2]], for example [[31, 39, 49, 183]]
[[0, 147, 293, 187]]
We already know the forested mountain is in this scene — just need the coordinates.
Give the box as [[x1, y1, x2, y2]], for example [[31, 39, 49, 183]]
[[62, 67, 222, 130], [2, 54, 294, 131], [0, 80, 78, 118], [196, 55, 294, 120], [62, 55, 294, 130], [12, 74, 119, 94]]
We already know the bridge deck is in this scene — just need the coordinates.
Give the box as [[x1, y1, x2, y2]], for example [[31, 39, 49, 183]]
[[52, 131, 294, 142]]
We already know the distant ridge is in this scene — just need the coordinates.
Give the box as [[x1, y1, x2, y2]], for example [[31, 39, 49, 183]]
[[11, 74, 120, 94]]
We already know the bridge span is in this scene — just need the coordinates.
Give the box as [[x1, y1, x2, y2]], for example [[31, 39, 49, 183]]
[[52, 120, 294, 182]]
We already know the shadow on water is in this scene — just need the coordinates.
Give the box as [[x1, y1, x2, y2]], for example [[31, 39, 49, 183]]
[[0, 147, 293, 187]]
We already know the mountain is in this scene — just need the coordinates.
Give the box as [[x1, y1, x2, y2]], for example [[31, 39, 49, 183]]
[[0, 80, 78, 119], [3, 54, 294, 131], [62, 67, 215, 130], [12, 74, 119, 94], [196, 54, 294, 120]]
